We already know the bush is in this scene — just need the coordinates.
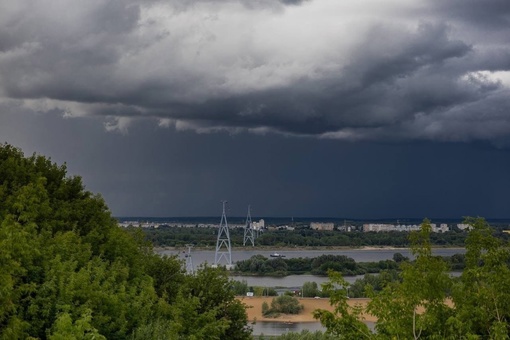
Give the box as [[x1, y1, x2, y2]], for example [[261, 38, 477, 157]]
[[262, 301, 269, 315], [302, 281, 320, 297], [270, 295, 304, 315]]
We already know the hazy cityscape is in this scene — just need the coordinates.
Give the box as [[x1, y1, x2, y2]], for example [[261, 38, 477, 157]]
[[119, 218, 474, 233]]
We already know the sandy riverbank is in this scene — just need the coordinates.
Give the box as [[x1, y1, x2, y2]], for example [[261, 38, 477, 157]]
[[237, 296, 376, 323]]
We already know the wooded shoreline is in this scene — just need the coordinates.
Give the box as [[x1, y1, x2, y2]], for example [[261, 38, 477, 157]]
[[155, 245, 466, 252]]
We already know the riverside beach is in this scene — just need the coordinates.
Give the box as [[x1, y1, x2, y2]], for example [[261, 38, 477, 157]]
[[237, 296, 376, 323]]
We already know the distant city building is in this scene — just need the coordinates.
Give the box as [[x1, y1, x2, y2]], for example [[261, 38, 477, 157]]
[[362, 223, 439, 233], [119, 221, 159, 228], [310, 222, 334, 231], [337, 225, 353, 232], [457, 224, 472, 231], [433, 223, 449, 233], [251, 219, 265, 230], [118, 221, 138, 228], [276, 225, 295, 230]]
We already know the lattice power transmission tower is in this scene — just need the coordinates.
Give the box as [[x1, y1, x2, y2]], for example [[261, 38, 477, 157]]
[[214, 201, 232, 268], [185, 244, 194, 275], [243, 205, 255, 246]]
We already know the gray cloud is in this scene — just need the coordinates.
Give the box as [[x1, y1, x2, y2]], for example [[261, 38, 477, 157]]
[[1, 0, 510, 145], [431, 0, 510, 32], [4, 110, 510, 219], [279, 0, 311, 5]]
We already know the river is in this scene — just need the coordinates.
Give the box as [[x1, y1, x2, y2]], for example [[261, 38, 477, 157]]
[[158, 248, 465, 289], [157, 248, 465, 336], [159, 248, 466, 287], [250, 321, 326, 337], [249, 321, 376, 337]]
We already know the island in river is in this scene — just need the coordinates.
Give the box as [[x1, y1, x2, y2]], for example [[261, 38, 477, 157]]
[[238, 296, 454, 323], [237, 296, 376, 323]]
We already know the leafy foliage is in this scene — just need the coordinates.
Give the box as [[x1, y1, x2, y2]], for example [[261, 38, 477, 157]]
[[348, 270, 400, 298], [313, 271, 372, 339], [252, 286, 278, 297], [315, 217, 510, 339], [0, 144, 251, 339], [262, 295, 304, 317], [144, 224, 469, 248], [235, 254, 398, 277], [367, 219, 454, 339], [448, 217, 510, 338], [302, 281, 320, 298], [231, 279, 249, 296], [261, 301, 270, 315]]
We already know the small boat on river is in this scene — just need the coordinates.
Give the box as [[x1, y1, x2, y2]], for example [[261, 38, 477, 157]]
[[270, 252, 286, 258]]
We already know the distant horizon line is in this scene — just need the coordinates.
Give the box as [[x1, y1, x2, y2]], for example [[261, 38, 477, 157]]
[[114, 216, 510, 222]]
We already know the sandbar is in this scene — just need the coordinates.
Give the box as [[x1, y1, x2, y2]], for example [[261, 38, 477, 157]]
[[237, 296, 376, 323]]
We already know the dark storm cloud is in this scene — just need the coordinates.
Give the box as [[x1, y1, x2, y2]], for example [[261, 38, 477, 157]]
[[4, 111, 510, 219], [145, 23, 498, 140], [279, 0, 310, 5], [430, 0, 510, 31], [1, 0, 510, 144]]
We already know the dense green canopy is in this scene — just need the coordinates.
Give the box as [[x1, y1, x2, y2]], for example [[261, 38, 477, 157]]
[[0, 144, 251, 339], [314, 218, 510, 339]]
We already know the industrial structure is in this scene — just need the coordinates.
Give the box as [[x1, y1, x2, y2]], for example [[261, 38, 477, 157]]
[[185, 243, 194, 275], [214, 201, 233, 268], [243, 205, 255, 246]]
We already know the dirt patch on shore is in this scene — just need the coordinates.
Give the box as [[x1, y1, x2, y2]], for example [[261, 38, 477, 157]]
[[237, 296, 376, 323]]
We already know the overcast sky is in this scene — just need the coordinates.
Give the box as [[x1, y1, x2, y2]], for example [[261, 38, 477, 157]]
[[1, 0, 510, 219]]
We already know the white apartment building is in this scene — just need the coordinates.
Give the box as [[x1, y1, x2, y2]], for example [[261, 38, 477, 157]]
[[310, 222, 335, 231], [251, 219, 265, 230], [457, 224, 472, 231], [363, 223, 440, 233]]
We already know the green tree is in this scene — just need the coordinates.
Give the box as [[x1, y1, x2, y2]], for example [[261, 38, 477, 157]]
[[261, 301, 270, 316], [49, 309, 106, 340], [0, 144, 251, 339], [348, 270, 399, 298], [302, 281, 320, 298], [367, 219, 454, 339], [174, 266, 252, 339], [231, 279, 249, 296], [313, 271, 372, 339], [392, 252, 409, 263], [270, 295, 304, 315], [315, 217, 510, 339], [448, 217, 510, 338]]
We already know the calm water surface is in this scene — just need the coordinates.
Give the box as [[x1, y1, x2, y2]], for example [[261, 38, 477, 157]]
[[250, 321, 325, 337], [160, 248, 465, 277], [250, 320, 376, 336], [157, 248, 461, 336]]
